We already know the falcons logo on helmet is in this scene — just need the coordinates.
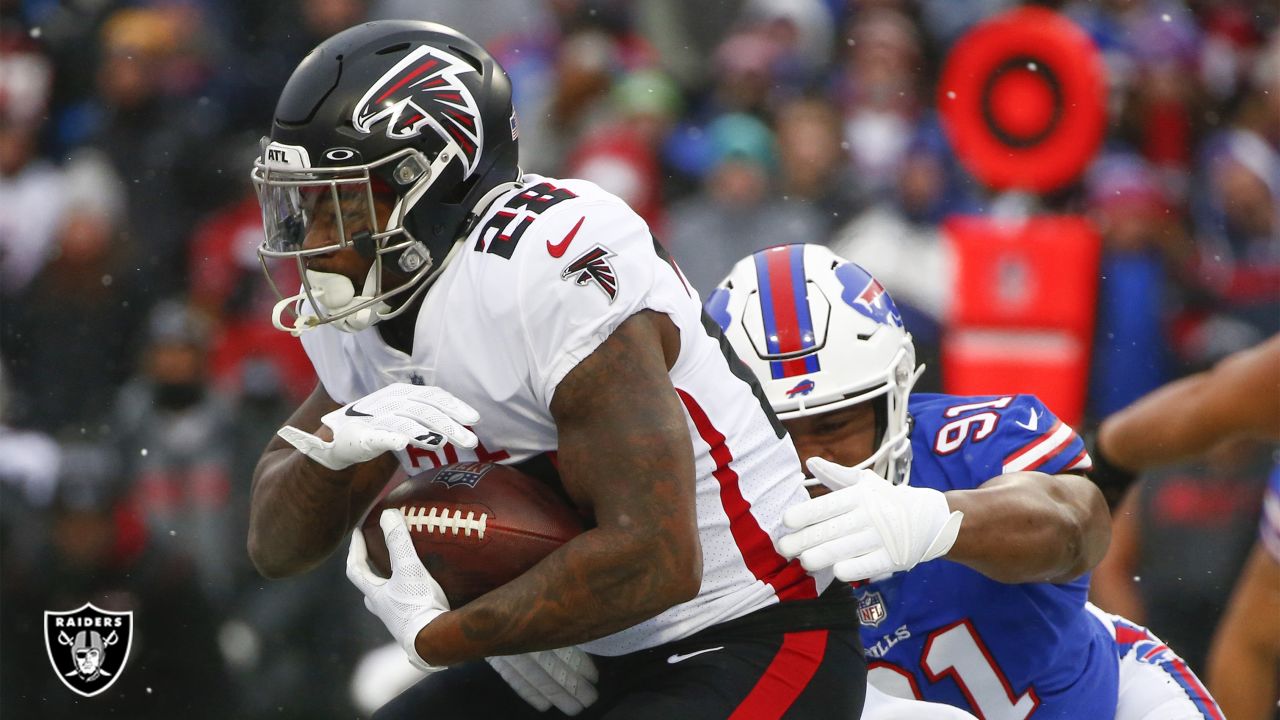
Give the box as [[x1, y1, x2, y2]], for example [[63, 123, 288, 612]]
[[561, 245, 619, 303], [352, 45, 485, 177]]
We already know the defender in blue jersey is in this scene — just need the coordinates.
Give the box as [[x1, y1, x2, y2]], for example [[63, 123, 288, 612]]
[[710, 244, 1225, 720]]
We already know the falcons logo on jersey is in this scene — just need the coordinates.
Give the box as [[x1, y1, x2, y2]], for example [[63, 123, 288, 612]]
[[561, 245, 619, 303], [351, 45, 484, 177]]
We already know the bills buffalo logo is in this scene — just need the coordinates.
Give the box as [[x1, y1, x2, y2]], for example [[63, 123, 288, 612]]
[[856, 590, 887, 628], [352, 45, 484, 177], [835, 264, 903, 328], [561, 245, 619, 303], [786, 379, 816, 397], [44, 603, 133, 697], [432, 462, 492, 489]]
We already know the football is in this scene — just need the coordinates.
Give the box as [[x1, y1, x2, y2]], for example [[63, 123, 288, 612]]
[[361, 462, 585, 608]]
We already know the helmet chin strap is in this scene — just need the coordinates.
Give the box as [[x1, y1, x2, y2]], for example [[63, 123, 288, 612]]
[[271, 266, 391, 336]]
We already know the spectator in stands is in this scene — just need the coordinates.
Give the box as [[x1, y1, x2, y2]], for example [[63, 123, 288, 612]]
[[1187, 71, 1280, 346], [775, 96, 868, 230], [832, 7, 925, 199], [111, 300, 242, 610], [1085, 151, 1192, 419], [664, 112, 824, 295], [707, 0, 833, 116], [218, 0, 371, 134], [0, 33, 62, 298], [4, 150, 140, 434], [564, 69, 683, 233], [80, 7, 219, 300]]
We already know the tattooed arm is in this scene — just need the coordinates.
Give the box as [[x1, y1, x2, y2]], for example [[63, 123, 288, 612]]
[[248, 383, 399, 578], [414, 310, 702, 665]]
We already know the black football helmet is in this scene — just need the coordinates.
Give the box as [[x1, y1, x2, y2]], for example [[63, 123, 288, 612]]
[[253, 20, 520, 334]]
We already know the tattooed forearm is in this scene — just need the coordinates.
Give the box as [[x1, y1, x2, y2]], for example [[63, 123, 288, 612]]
[[249, 449, 354, 578], [416, 311, 702, 665], [452, 511, 693, 652], [247, 383, 397, 578]]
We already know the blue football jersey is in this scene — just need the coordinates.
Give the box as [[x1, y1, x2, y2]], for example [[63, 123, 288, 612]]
[[857, 393, 1116, 719]]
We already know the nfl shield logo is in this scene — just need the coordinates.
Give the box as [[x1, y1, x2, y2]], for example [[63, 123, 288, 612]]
[[857, 590, 887, 628], [432, 462, 492, 489], [44, 603, 134, 697]]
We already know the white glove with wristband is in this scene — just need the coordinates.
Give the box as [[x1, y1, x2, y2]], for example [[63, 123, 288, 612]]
[[779, 457, 964, 581], [487, 647, 599, 716], [347, 509, 451, 673], [278, 383, 479, 471]]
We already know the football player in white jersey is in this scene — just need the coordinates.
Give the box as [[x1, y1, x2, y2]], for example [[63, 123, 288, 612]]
[[247, 21, 868, 719]]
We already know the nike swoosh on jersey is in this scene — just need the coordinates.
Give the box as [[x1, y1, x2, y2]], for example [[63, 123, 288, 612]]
[[666, 646, 725, 664], [1015, 408, 1039, 431], [546, 216, 586, 258]]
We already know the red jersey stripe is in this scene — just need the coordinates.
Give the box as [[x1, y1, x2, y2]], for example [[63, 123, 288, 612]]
[[677, 389, 817, 602], [728, 630, 829, 720]]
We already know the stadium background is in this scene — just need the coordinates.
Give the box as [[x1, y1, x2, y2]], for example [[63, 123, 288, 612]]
[[0, 0, 1275, 717]]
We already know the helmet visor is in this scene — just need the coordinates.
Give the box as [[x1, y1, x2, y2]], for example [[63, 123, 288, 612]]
[[252, 162, 387, 256]]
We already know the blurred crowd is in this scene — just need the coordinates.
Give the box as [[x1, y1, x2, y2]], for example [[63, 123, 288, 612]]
[[0, 0, 1276, 717]]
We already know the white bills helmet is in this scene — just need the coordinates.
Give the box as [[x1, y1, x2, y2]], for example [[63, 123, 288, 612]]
[[706, 244, 922, 484]]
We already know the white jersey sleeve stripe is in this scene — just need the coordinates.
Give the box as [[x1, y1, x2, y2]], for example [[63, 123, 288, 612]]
[[1064, 447, 1093, 473], [1002, 421, 1074, 473]]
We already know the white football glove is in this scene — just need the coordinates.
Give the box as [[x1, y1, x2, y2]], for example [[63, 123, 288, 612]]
[[347, 509, 451, 673], [487, 647, 599, 716], [278, 383, 480, 471], [779, 457, 964, 581]]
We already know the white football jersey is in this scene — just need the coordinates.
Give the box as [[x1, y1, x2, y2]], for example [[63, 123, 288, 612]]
[[300, 175, 832, 655]]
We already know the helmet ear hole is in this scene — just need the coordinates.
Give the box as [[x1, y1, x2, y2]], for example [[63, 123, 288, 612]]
[[376, 42, 411, 55]]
